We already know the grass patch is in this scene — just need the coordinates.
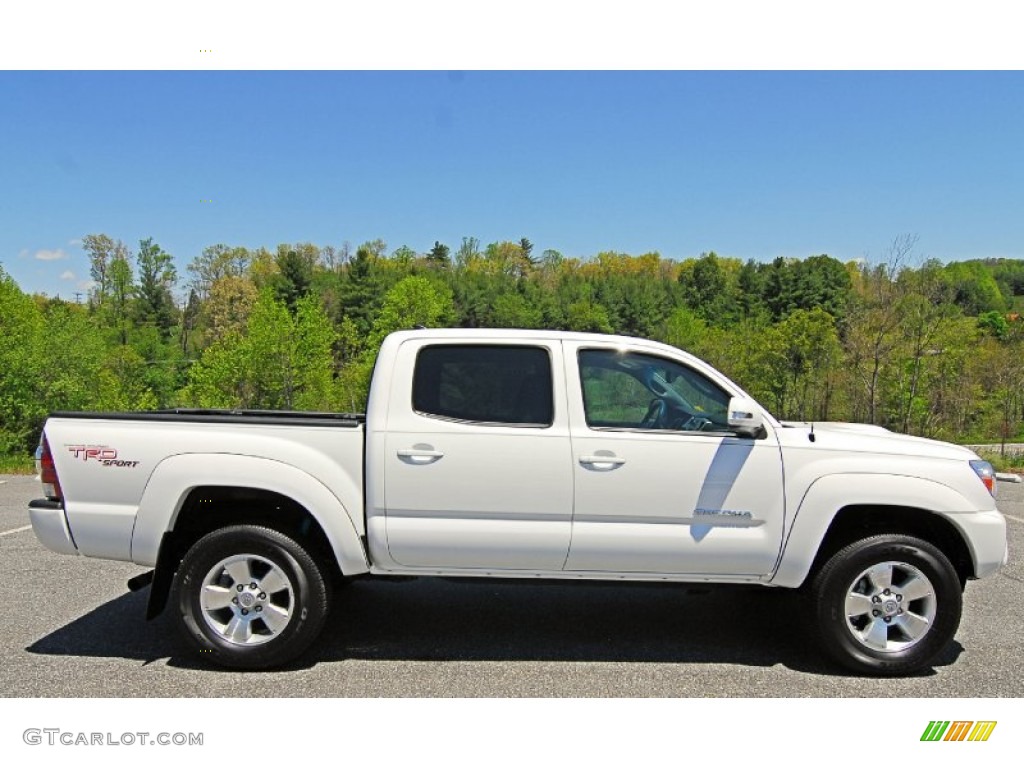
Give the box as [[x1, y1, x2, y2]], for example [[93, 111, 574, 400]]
[[0, 454, 35, 475]]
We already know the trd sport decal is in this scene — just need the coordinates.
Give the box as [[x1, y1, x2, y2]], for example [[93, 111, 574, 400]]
[[67, 445, 140, 468]]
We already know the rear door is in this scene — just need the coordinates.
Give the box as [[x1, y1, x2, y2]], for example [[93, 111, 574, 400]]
[[380, 338, 574, 570]]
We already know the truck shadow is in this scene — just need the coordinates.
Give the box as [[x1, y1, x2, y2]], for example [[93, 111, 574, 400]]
[[26, 578, 963, 676]]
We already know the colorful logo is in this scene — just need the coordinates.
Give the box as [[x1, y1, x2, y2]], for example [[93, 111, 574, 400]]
[[921, 721, 997, 742], [66, 445, 140, 468]]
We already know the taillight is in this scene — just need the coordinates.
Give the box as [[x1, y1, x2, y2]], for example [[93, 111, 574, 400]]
[[40, 436, 63, 502], [970, 459, 996, 498]]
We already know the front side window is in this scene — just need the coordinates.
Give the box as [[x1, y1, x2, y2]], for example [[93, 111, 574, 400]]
[[413, 345, 554, 426], [579, 349, 730, 432]]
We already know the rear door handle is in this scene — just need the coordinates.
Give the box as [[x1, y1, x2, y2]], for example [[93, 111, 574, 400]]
[[397, 448, 445, 464], [579, 455, 626, 469]]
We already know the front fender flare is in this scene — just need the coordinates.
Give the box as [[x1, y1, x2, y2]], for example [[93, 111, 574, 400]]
[[771, 473, 976, 588]]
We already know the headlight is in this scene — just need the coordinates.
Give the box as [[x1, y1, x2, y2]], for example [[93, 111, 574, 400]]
[[970, 459, 996, 498]]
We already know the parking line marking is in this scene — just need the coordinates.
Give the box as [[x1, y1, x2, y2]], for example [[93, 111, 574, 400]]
[[1003, 513, 1024, 524], [0, 525, 32, 537]]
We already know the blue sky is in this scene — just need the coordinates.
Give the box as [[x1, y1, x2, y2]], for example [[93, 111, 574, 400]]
[[2, 70, 1023, 297]]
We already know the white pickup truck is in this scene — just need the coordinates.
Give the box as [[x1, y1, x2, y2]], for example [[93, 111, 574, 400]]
[[30, 329, 1007, 674]]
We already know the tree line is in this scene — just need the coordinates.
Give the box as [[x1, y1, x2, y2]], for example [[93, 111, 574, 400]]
[[3, 233, 1024, 460]]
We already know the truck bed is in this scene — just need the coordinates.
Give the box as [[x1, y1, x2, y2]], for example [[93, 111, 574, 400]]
[[41, 409, 367, 566]]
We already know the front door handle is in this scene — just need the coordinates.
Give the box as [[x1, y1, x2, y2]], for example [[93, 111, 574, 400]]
[[579, 454, 626, 470], [397, 447, 445, 465]]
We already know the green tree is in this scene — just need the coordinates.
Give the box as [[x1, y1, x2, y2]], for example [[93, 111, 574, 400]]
[[82, 234, 129, 306], [677, 252, 741, 324], [248, 246, 279, 289], [789, 254, 852, 320], [540, 249, 564, 270], [0, 268, 45, 454], [290, 296, 338, 410], [519, 237, 535, 265], [978, 330, 1024, 450], [889, 264, 961, 433], [205, 275, 259, 343], [481, 241, 530, 278], [843, 251, 908, 425], [105, 249, 135, 345], [369, 276, 454, 348], [271, 246, 315, 313], [336, 243, 387, 336], [758, 307, 841, 420], [978, 310, 1009, 339], [39, 300, 106, 414], [392, 245, 417, 265], [95, 346, 159, 411], [943, 261, 1007, 315], [597, 274, 667, 337], [135, 237, 178, 339], [663, 306, 710, 355], [454, 236, 481, 269], [187, 244, 252, 298], [737, 259, 768, 319], [427, 241, 450, 266], [989, 258, 1024, 307], [760, 256, 790, 320], [491, 291, 544, 328], [333, 276, 456, 411], [180, 288, 202, 355], [564, 300, 613, 333], [681, 252, 725, 310], [185, 291, 336, 410]]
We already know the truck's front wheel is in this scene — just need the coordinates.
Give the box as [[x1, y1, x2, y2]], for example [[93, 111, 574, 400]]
[[811, 535, 962, 676], [171, 525, 330, 669]]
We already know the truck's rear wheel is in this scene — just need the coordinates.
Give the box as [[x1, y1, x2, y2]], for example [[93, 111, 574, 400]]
[[811, 534, 962, 676], [171, 525, 329, 669]]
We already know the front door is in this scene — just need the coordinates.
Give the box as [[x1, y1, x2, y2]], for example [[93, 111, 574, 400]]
[[564, 343, 786, 576]]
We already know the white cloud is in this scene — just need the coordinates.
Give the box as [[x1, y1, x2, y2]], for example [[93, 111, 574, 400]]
[[68, 238, 82, 247], [35, 248, 68, 261], [77, 280, 97, 291], [60, 270, 76, 281]]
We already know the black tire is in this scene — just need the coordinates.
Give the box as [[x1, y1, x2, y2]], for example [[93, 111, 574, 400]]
[[810, 534, 962, 676], [171, 525, 330, 670]]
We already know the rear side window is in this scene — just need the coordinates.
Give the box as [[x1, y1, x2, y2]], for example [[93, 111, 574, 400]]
[[413, 345, 554, 426]]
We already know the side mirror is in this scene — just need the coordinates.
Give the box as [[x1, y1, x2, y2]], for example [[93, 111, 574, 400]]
[[728, 397, 764, 439]]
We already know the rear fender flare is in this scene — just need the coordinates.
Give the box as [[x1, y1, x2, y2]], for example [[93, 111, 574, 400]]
[[130, 453, 369, 575]]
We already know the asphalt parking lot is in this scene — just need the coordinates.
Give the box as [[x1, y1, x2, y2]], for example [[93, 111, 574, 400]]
[[1, 473, 1021, 697]]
